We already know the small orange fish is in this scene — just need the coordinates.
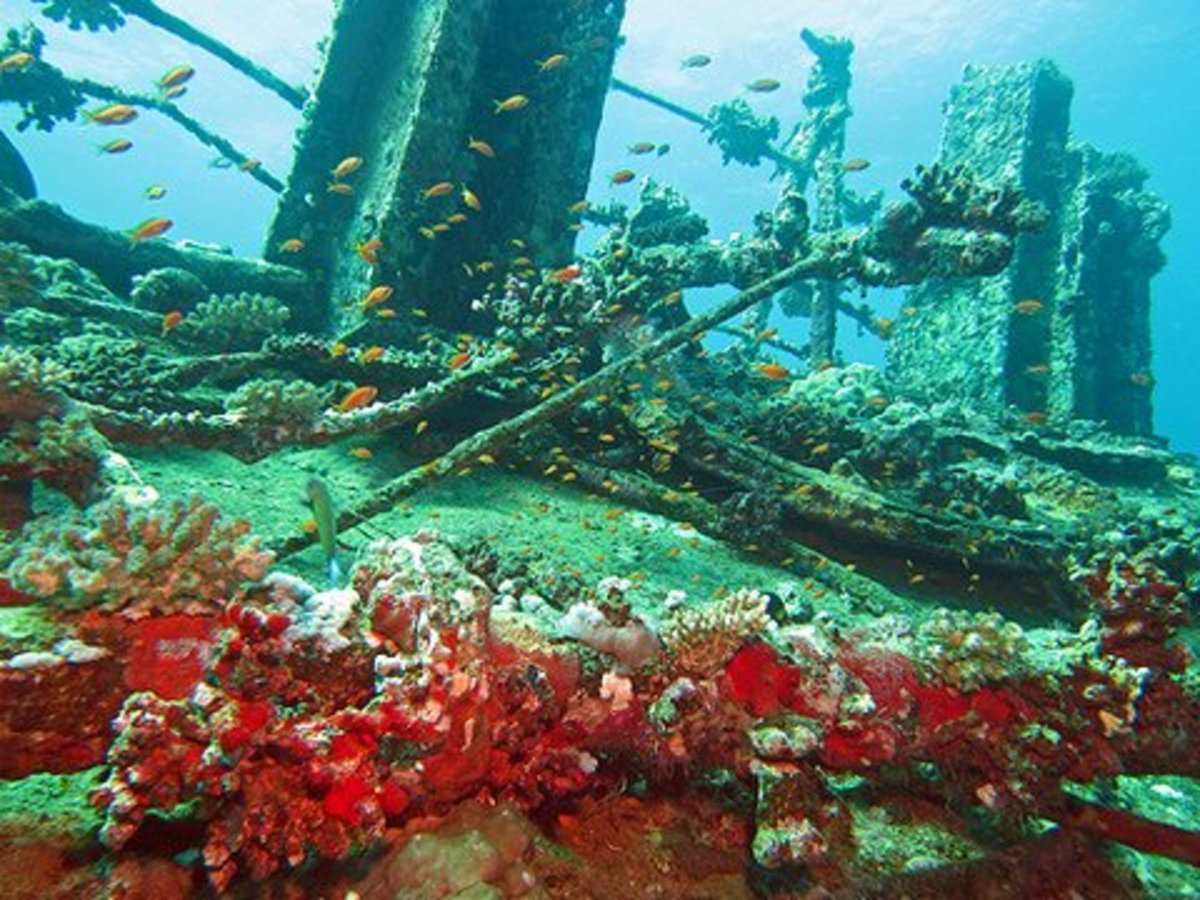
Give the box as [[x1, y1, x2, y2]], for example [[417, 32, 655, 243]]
[[1025, 363, 1051, 378], [758, 362, 790, 380], [278, 238, 305, 253], [467, 136, 496, 158], [362, 285, 394, 308], [843, 158, 871, 172], [157, 65, 194, 89], [1129, 372, 1155, 387], [331, 156, 363, 179], [164, 84, 187, 99], [567, 200, 590, 214], [874, 317, 895, 338], [446, 213, 468, 225], [448, 351, 471, 370], [627, 142, 656, 155], [423, 181, 455, 200], [746, 78, 781, 93], [360, 346, 385, 363], [329, 342, 348, 358], [239, 158, 261, 172], [493, 94, 529, 113], [553, 264, 583, 282], [160, 310, 183, 336], [357, 237, 382, 265], [1023, 411, 1048, 426], [757, 327, 778, 341], [348, 447, 373, 459], [610, 169, 636, 185], [129, 217, 173, 243], [327, 182, 354, 195], [461, 185, 482, 210], [536, 53, 568, 72], [376, 308, 397, 319], [86, 103, 138, 125], [0, 51, 34, 71], [1013, 299, 1044, 315], [901, 305, 918, 317], [336, 385, 379, 412], [432, 223, 451, 233]]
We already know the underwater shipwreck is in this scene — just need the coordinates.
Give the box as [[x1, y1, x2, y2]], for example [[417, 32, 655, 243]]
[[0, 1, 1197, 897]]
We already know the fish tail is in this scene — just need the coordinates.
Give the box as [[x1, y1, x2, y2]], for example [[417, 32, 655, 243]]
[[492, 100, 503, 114], [327, 556, 342, 588]]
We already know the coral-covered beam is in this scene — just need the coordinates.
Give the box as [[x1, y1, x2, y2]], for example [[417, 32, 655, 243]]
[[1046, 795, 1200, 867]]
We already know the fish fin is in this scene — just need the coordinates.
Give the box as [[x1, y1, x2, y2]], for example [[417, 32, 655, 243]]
[[328, 557, 342, 588]]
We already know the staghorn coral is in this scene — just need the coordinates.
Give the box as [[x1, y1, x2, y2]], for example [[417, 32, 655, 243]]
[[180, 291, 291, 351], [6, 494, 273, 615], [662, 587, 770, 677]]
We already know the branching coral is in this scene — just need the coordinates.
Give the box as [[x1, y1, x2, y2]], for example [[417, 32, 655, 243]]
[[6, 494, 272, 615], [179, 292, 291, 351], [223, 378, 326, 428]]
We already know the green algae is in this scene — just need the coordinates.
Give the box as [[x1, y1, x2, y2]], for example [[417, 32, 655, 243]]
[[0, 766, 105, 842], [0, 604, 61, 656]]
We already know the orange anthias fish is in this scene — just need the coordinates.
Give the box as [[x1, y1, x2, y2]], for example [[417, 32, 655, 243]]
[[758, 362, 790, 380], [553, 264, 583, 283], [1013, 299, 1045, 315], [362, 285, 394, 308], [448, 351, 471, 370], [161, 310, 183, 336], [536, 54, 568, 72], [610, 169, 636, 185], [493, 94, 529, 114], [627, 142, 657, 155], [357, 238, 382, 265], [327, 182, 354, 195], [461, 185, 482, 210], [336, 385, 379, 413], [348, 447, 373, 460], [157, 65, 194, 89], [360, 346, 385, 363], [467, 136, 496, 158], [86, 104, 138, 125], [129, 217, 173, 244], [843, 158, 871, 172], [332, 156, 363, 179], [278, 238, 305, 253], [422, 181, 455, 200]]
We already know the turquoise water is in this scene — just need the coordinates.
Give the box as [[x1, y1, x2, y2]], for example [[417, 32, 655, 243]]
[[3, 0, 1197, 452]]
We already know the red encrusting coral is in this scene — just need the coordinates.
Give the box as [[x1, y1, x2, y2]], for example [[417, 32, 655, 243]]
[[88, 541, 1199, 892]]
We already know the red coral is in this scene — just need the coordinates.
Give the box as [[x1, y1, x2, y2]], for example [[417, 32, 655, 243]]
[[723, 642, 799, 716], [124, 615, 215, 700]]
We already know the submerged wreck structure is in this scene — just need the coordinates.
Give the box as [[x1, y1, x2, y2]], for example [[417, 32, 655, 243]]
[[0, 0, 1195, 896]]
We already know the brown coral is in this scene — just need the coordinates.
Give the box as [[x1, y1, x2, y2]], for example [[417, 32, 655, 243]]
[[662, 588, 770, 677]]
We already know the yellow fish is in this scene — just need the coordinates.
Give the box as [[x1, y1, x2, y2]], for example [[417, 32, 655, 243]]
[[86, 104, 138, 125], [361, 285, 394, 308], [493, 94, 529, 114], [422, 180, 455, 199], [461, 185, 482, 210], [129, 217, 173, 243], [157, 65, 194, 89], [278, 238, 305, 253], [0, 52, 34, 71], [332, 156, 363, 178], [536, 54, 568, 72], [467, 136, 496, 158]]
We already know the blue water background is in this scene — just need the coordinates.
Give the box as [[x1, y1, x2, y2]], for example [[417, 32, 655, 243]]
[[1, 0, 1196, 453]]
